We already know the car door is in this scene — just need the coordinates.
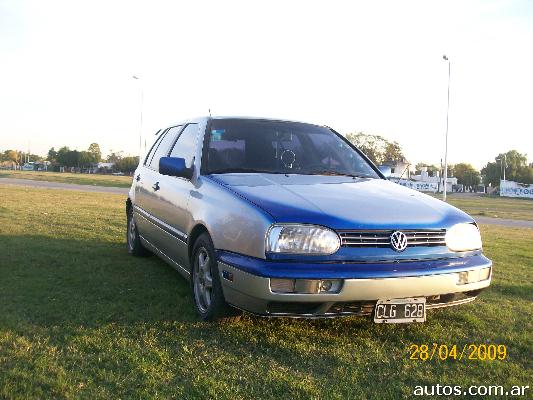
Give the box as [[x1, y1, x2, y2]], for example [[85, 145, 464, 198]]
[[153, 123, 200, 269], [134, 126, 182, 253]]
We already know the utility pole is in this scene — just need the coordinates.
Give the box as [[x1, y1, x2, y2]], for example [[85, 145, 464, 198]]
[[133, 76, 143, 156], [442, 55, 451, 201]]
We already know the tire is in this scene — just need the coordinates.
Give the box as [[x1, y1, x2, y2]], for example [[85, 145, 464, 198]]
[[127, 206, 150, 256], [191, 233, 242, 322]]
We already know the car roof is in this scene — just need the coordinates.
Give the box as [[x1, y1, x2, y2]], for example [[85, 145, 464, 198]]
[[158, 116, 327, 132]]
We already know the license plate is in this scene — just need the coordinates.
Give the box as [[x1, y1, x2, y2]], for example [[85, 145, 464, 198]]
[[374, 298, 426, 323]]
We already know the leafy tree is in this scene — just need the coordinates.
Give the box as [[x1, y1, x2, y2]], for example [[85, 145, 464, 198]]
[[79, 151, 94, 168], [5, 150, 20, 165], [415, 163, 440, 177], [481, 150, 532, 186], [87, 143, 102, 163], [47, 147, 57, 163], [26, 153, 43, 162], [106, 151, 124, 163], [114, 156, 140, 174], [56, 147, 81, 168], [345, 132, 405, 165], [453, 163, 481, 189], [56, 147, 70, 167]]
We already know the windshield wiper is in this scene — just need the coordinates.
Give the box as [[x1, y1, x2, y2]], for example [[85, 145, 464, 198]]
[[306, 170, 374, 178], [209, 168, 286, 174]]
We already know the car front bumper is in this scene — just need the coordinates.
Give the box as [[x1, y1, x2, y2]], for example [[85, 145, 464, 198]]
[[216, 251, 492, 317]]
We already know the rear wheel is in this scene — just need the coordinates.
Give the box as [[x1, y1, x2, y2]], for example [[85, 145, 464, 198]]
[[191, 233, 241, 322], [127, 206, 150, 256]]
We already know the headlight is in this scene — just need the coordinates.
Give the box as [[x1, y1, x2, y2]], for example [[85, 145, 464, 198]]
[[266, 224, 340, 255], [445, 223, 482, 252]]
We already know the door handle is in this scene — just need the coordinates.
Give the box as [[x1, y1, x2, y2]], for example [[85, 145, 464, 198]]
[[152, 182, 160, 191], [136, 174, 141, 181]]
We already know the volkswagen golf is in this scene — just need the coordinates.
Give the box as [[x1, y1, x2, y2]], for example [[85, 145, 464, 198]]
[[126, 117, 492, 323]]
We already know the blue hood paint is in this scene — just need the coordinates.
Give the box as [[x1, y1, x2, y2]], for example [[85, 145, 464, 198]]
[[210, 174, 473, 230]]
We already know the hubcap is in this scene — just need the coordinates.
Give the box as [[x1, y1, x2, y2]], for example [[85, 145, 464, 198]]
[[194, 248, 213, 313], [128, 213, 136, 249]]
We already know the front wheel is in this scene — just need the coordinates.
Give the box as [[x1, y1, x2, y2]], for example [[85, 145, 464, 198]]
[[191, 233, 241, 322]]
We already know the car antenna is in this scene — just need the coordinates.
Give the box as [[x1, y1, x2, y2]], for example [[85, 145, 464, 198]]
[[208, 108, 212, 117]]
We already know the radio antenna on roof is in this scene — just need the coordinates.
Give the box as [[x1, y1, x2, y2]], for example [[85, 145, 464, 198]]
[[208, 108, 212, 117]]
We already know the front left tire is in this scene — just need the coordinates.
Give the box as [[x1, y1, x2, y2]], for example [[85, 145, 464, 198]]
[[191, 233, 241, 322]]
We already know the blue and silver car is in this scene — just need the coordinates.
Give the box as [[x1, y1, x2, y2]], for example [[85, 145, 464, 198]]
[[126, 117, 492, 323]]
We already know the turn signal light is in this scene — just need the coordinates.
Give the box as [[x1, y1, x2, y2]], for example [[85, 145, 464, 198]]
[[457, 267, 491, 285]]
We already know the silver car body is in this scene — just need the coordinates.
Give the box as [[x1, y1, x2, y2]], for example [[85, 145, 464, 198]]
[[128, 116, 492, 317]]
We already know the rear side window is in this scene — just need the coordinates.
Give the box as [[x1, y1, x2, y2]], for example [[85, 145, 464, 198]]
[[169, 124, 199, 168], [148, 126, 182, 170]]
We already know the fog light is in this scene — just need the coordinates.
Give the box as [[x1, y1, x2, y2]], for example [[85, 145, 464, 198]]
[[320, 280, 333, 292], [457, 267, 491, 285], [270, 279, 343, 294], [319, 279, 342, 293]]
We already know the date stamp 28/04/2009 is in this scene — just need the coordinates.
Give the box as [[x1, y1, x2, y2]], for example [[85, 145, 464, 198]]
[[408, 344, 507, 361]]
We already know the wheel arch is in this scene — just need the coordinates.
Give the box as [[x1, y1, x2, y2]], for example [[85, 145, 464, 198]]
[[188, 224, 211, 262]]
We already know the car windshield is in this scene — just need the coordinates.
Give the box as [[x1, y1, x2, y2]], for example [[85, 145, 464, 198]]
[[205, 119, 380, 178]]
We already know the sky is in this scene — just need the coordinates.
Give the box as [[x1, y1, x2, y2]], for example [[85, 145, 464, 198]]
[[1, 0, 532, 169]]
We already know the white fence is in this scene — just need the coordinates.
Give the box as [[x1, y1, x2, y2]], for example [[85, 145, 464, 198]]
[[500, 180, 533, 199], [393, 180, 439, 193]]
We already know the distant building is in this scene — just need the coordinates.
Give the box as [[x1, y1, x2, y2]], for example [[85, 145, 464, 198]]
[[96, 162, 115, 173], [97, 162, 114, 169], [381, 160, 416, 179], [411, 166, 457, 192], [387, 163, 459, 193]]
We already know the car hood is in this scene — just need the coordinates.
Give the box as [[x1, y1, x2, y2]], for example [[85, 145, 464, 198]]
[[209, 174, 474, 230]]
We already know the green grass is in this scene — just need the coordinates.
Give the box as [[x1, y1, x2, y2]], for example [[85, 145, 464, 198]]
[[441, 194, 533, 221], [0, 170, 132, 188], [0, 185, 531, 399]]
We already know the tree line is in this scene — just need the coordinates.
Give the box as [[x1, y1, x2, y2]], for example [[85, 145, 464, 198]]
[[344, 132, 533, 187], [0, 143, 139, 174]]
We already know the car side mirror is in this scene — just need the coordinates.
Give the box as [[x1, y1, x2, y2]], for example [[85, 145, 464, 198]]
[[378, 165, 392, 179], [159, 157, 193, 179]]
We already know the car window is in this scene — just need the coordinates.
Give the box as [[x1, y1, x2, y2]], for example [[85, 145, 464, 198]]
[[205, 119, 379, 178], [169, 124, 199, 168], [148, 125, 182, 170], [143, 129, 166, 166]]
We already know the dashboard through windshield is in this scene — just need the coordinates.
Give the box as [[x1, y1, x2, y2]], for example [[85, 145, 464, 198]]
[[205, 119, 379, 178]]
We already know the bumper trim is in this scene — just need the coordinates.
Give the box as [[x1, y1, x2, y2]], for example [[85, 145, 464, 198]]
[[216, 250, 491, 279], [219, 260, 491, 316]]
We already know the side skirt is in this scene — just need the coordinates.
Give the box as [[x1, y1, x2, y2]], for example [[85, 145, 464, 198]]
[[140, 235, 191, 281]]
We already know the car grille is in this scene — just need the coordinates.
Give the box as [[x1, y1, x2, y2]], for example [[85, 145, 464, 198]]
[[338, 229, 446, 248]]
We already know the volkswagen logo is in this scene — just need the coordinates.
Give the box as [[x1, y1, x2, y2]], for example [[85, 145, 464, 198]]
[[390, 231, 407, 252]]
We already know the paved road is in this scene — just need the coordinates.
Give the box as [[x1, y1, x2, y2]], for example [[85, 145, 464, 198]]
[[1, 177, 532, 228], [474, 215, 533, 228], [0, 177, 129, 195]]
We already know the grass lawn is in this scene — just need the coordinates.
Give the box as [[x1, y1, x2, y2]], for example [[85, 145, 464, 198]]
[[0, 170, 132, 188], [0, 185, 531, 399], [441, 194, 533, 221]]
